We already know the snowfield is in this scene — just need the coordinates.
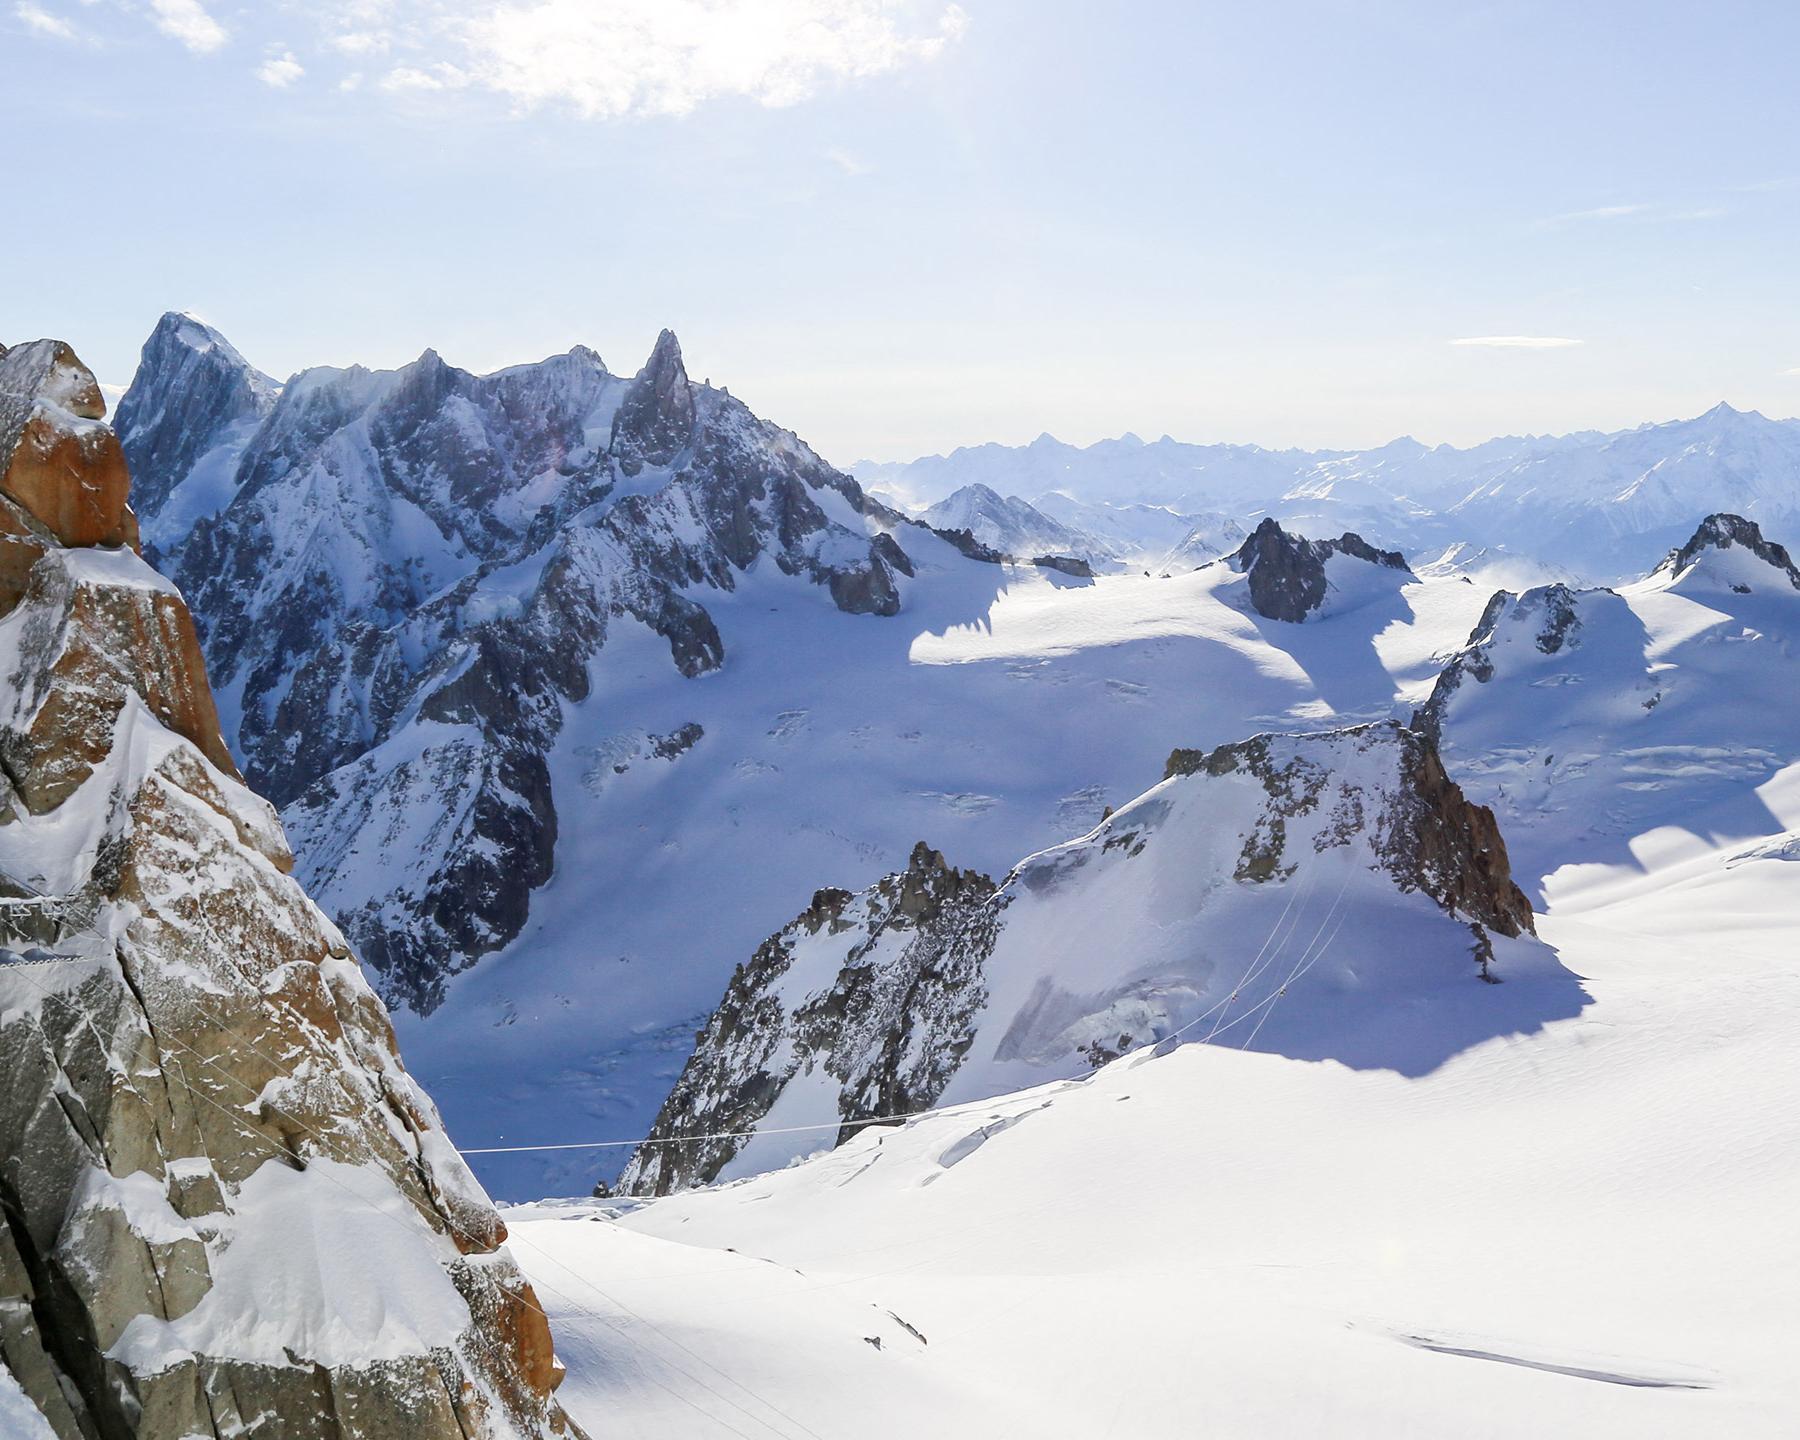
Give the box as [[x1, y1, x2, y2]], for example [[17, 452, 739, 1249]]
[[506, 771, 1800, 1435], [490, 519, 1800, 1437], [399, 549, 1501, 1200]]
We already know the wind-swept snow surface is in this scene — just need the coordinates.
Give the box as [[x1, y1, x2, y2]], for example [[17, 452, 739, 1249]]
[[507, 775, 1800, 1435], [502, 513, 1800, 1436]]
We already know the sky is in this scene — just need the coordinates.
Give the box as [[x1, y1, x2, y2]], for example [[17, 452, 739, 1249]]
[[4, 0, 1799, 465]]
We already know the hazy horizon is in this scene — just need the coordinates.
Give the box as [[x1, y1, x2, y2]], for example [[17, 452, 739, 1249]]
[[7, 0, 1800, 462]]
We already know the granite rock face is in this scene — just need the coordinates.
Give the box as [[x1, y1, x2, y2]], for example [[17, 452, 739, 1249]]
[[0, 339, 583, 1440], [120, 317, 919, 1011], [0, 342, 138, 593], [617, 843, 1001, 1197]]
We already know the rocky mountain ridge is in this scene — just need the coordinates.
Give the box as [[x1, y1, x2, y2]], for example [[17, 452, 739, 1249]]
[[120, 315, 925, 1010], [1413, 511, 1800, 890], [0, 337, 581, 1440], [619, 718, 1557, 1196]]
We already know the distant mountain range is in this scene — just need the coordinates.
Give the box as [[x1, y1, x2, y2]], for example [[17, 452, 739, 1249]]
[[855, 405, 1800, 581]]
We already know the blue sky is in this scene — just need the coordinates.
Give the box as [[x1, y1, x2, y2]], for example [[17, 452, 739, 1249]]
[[4, 0, 1798, 462]]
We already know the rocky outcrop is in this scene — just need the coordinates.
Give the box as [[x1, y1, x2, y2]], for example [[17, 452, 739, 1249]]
[[1031, 554, 1094, 578], [1414, 582, 1594, 740], [1166, 722, 1534, 941], [1651, 511, 1800, 591], [0, 343, 138, 601], [609, 329, 695, 473], [116, 319, 921, 1011], [618, 843, 1001, 1197], [1227, 517, 1410, 622], [0, 340, 583, 1440], [622, 721, 1557, 1195]]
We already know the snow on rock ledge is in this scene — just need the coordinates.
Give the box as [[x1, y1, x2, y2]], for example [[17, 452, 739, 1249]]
[[0, 338, 583, 1440]]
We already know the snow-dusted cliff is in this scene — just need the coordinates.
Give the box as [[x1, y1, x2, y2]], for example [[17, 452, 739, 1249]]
[[0, 338, 581, 1440], [619, 719, 1573, 1195]]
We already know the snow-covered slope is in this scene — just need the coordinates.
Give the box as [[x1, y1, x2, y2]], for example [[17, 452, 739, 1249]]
[[501, 565, 1800, 1431], [510, 789, 1800, 1436], [619, 720, 1570, 1194], [0, 337, 580, 1440], [1416, 513, 1800, 894], [388, 540, 1502, 1199]]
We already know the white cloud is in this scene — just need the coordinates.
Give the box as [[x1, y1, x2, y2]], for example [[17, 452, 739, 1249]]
[[1552, 203, 1651, 223], [380, 62, 471, 93], [331, 29, 390, 56], [1782, 367, 1800, 378], [826, 145, 870, 176], [1450, 336, 1584, 350], [15, 2, 76, 39], [148, 0, 226, 54], [257, 51, 305, 86], [421, 0, 969, 120], [1542, 201, 1726, 228]]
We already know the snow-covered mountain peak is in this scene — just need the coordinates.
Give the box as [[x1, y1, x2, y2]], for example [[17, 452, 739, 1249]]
[[916, 482, 1095, 564], [1649, 511, 1800, 593], [114, 313, 279, 553]]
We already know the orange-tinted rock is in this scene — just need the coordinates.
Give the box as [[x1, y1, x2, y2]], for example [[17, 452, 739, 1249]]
[[0, 549, 241, 814], [0, 492, 49, 616], [0, 339, 138, 549]]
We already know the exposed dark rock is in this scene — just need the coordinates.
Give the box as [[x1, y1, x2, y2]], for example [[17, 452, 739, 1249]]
[[649, 722, 704, 761], [1653, 511, 1800, 590], [1228, 516, 1410, 622], [617, 842, 1001, 1196], [928, 525, 1008, 564], [1032, 554, 1094, 578], [1414, 583, 1596, 740], [610, 329, 695, 474]]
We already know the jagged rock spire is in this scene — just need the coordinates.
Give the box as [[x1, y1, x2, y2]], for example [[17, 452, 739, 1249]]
[[115, 313, 276, 527], [609, 328, 695, 473]]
